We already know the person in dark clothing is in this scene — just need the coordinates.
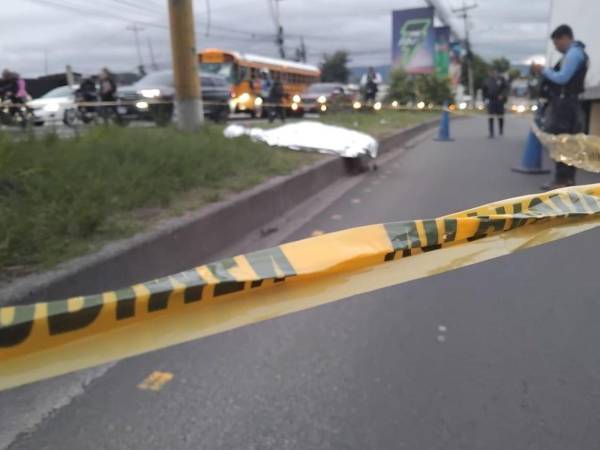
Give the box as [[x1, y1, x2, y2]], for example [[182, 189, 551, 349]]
[[267, 79, 286, 123], [482, 69, 508, 138], [75, 77, 99, 122], [362, 67, 381, 103], [99, 68, 117, 102], [533, 24, 588, 189], [98, 68, 118, 123]]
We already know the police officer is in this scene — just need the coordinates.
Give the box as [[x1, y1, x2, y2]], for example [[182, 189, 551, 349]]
[[533, 24, 588, 189], [482, 68, 508, 138]]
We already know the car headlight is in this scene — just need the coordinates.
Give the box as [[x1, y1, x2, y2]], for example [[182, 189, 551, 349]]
[[373, 102, 382, 111], [353, 101, 362, 110], [531, 105, 538, 112], [254, 97, 263, 106], [458, 102, 467, 110], [417, 101, 426, 109], [43, 103, 60, 112], [239, 92, 251, 103], [317, 95, 327, 104], [139, 89, 161, 98], [291, 103, 299, 111], [391, 100, 399, 108], [516, 105, 526, 113], [292, 94, 301, 103], [136, 101, 149, 110]]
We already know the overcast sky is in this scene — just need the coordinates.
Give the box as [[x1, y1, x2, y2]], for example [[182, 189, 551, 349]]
[[5, 0, 552, 77]]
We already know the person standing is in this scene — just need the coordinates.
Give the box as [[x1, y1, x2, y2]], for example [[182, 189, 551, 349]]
[[267, 78, 286, 123], [360, 67, 382, 103], [482, 69, 508, 138], [533, 24, 588, 189], [98, 68, 117, 123]]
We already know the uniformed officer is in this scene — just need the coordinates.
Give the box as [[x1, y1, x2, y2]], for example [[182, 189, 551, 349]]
[[482, 68, 509, 138], [533, 24, 588, 189]]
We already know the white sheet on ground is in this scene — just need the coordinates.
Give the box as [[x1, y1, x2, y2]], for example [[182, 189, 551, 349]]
[[223, 121, 378, 159]]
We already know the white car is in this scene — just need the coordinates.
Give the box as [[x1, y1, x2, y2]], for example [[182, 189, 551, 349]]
[[28, 85, 78, 126]]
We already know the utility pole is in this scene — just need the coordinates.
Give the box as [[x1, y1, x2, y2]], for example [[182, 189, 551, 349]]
[[127, 23, 146, 75], [147, 37, 159, 71], [168, 0, 203, 131], [452, 1, 477, 107], [272, 0, 285, 59], [43, 49, 49, 75]]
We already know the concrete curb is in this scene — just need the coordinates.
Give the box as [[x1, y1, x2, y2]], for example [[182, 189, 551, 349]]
[[0, 118, 439, 305]]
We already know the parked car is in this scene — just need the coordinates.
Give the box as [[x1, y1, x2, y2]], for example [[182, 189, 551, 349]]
[[117, 70, 230, 125], [28, 85, 77, 126], [300, 83, 356, 113]]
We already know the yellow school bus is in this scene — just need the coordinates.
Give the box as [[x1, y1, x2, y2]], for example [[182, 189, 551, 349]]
[[199, 48, 321, 117]]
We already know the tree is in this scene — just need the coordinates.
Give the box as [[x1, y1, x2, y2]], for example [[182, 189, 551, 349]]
[[320, 51, 350, 83], [461, 53, 490, 95], [388, 67, 453, 105], [490, 57, 511, 73], [508, 67, 522, 81], [414, 75, 453, 104], [387, 68, 414, 103]]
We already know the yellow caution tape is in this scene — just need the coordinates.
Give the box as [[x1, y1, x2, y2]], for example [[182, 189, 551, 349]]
[[533, 124, 600, 173], [2, 184, 600, 392]]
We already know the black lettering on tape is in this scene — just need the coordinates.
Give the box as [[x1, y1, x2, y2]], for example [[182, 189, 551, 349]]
[[443, 219, 458, 242], [208, 259, 245, 297], [172, 270, 206, 304], [146, 278, 174, 312], [383, 222, 421, 261], [467, 216, 506, 242], [0, 305, 35, 347], [508, 202, 529, 230], [245, 247, 296, 282], [422, 220, 441, 252], [115, 287, 136, 320], [47, 295, 103, 335], [528, 197, 555, 217], [568, 192, 589, 214], [547, 194, 572, 216]]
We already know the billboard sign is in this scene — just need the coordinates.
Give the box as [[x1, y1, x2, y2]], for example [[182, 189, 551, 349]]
[[434, 26, 451, 78], [391, 7, 435, 74]]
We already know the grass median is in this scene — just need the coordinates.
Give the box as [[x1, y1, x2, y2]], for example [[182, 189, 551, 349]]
[[0, 110, 436, 282], [0, 126, 321, 280]]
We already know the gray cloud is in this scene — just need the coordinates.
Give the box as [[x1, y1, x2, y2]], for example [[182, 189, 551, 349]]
[[5, 0, 551, 77]]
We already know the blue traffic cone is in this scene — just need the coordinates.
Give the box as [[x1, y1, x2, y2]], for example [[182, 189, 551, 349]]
[[511, 129, 550, 174], [434, 105, 453, 141]]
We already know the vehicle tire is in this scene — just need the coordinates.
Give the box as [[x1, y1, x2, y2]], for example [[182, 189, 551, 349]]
[[63, 108, 77, 127], [212, 106, 229, 123], [152, 104, 173, 127]]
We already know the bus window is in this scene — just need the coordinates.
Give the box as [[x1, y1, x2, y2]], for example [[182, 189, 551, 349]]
[[239, 66, 249, 81], [201, 62, 235, 83]]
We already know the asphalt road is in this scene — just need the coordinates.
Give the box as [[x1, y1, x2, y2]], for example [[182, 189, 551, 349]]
[[5, 116, 600, 449]]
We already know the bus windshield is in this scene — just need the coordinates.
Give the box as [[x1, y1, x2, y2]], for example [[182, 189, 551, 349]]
[[201, 63, 234, 83]]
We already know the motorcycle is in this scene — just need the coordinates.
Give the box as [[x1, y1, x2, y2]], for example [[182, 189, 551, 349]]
[[0, 96, 34, 129]]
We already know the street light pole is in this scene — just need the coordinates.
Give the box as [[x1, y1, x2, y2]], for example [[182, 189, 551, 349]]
[[452, 1, 477, 107], [127, 23, 145, 75], [168, 0, 204, 131]]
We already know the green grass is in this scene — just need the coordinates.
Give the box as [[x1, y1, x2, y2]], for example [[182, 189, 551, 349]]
[[0, 110, 434, 281], [320, 109, 438, 138], [0, 125, 321, 279]]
